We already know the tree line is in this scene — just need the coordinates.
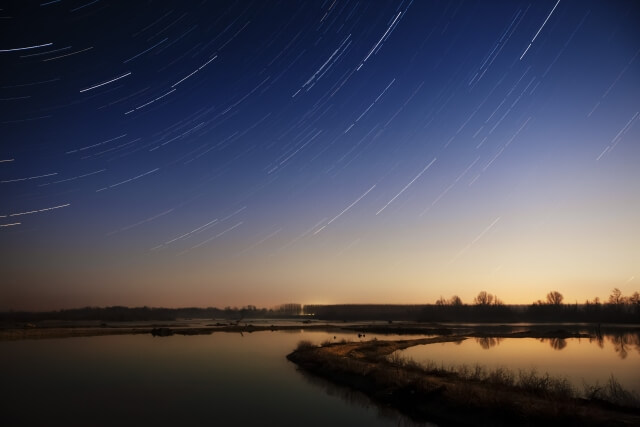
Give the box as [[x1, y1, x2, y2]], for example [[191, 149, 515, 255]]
[[423, 288, 639, 323], [0, 304, 304, 323], [1, 290, 637, 323], [306, 288, 640, 323]]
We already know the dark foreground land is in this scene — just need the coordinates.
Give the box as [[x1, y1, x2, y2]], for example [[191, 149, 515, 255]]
[[287, 334, 640, 426]]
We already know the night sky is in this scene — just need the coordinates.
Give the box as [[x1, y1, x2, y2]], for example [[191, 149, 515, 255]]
[[1, 0, 639, 310]]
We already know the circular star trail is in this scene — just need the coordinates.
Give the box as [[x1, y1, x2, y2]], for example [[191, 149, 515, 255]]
[[1, 1, 639, 309]]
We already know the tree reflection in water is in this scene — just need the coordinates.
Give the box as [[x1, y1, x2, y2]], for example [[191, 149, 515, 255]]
[[472, 332, 640, 357], [590, 332, 605, 349], [475, 337, 503, 349], [607, 332, 640, 360], [533, 337, 568, 350], [540, 337, 567, 351]]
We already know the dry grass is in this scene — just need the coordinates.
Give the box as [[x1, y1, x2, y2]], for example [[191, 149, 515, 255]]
[[289, 336, 640, 425], [584, 375, 640, 407], [385, 352, 639, 405]]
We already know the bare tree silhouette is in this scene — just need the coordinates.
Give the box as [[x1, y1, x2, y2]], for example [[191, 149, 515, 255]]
[[449, 295, 463, 306], [630, 292, 640, 306], [546, 291, 564, 305], [474, 291, 494, 306], [609, 288, 624, 305]]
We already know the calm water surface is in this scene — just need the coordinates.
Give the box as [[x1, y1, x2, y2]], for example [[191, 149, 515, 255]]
[[1, 329, 427, 427], [396, 334, 640, 392], [4, 327, 638, 426]]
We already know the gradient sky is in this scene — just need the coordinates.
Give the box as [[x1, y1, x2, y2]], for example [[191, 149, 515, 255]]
[[1, 0, 639, 310]]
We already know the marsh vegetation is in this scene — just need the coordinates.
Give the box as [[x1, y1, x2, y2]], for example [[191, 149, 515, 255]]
[[288, 332, 640, 426]]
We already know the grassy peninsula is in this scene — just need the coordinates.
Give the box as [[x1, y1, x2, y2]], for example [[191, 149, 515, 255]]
[[287, 335, 640, 426]]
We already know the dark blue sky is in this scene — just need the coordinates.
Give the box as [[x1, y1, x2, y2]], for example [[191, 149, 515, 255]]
[[1, 0, 639, 309]]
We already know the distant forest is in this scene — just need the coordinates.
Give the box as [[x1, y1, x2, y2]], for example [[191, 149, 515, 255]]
[[307, 289, 640, 323], [307, 302, 639, 324], [0, 304, 302, 323], [1, 289, 638, 323]]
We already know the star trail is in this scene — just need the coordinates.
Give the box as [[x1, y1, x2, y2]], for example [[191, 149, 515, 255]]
[[1, 1, 638, 310]]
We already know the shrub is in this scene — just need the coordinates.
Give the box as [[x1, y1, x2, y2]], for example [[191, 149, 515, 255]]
[[487, 366, 514, 387], [296, 340, 315, 351], [584, 375, 640, 407]]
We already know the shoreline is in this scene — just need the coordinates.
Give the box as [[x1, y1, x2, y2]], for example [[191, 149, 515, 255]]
[[1, 320, 637, 341], [0, 323, 338, 341], [287, 334, 640, 426]]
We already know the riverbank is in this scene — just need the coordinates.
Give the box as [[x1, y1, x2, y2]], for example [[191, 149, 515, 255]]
[[287, 335, 640, 426]]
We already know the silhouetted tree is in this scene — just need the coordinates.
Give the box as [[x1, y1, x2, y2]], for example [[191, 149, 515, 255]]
[[546, 291, 564, 305], [474, 291, 494, 306], [609, 288, 624, 305], [450, 295, 463, 306]]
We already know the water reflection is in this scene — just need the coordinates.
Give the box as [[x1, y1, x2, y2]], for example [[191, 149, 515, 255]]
[[608, 332, 640, 360], [400, 333, 640, 393], [475, 337, 503, 349], [589, 333, 605, 349], [475, 336, 567, 351], [472, 332, 640, 358], [296, 370, 432, 427], [538, 337, 567, 351], [1, 330, 423, 426]]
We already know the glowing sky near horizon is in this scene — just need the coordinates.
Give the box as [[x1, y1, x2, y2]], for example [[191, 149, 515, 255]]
[[1, 0, 639, 310]]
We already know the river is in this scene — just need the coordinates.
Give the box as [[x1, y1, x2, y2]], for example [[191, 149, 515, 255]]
[[1, 327, 425, 426]]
